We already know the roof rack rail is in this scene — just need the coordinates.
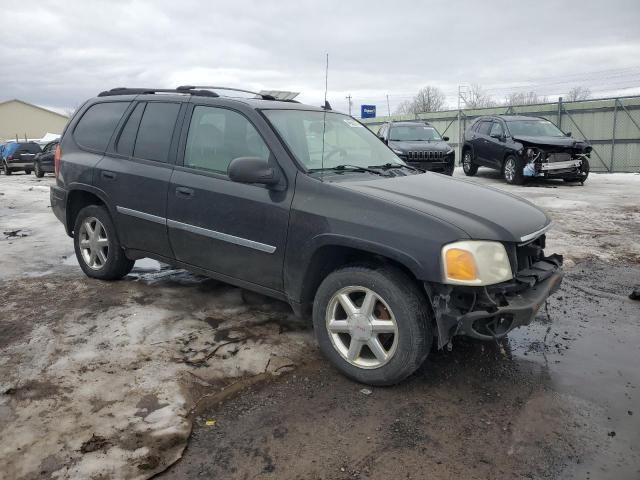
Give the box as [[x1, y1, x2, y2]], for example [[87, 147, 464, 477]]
[[177, 85, 276, 100], [97, 87, 219, 98]]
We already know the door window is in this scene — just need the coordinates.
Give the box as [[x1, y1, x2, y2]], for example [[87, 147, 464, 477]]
[[489, 121, 504, 137], [476, 121, 493, 135], [133, 102, 180, 162], [116, 102, 145, 156], [184, 106, 270, 174]]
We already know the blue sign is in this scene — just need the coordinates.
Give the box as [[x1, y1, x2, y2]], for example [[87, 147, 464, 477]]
[[361, 105, 376, 119]]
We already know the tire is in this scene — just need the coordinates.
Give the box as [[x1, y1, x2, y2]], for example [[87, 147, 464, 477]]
[[444, 161, 455, 176], [3, 162, 11, 175], [563, 158, 589, 184], [34, 162, 44, 178], [312, 264, 433, 386], [503, 155, 524, 185], [73, 205, 134, 280], [462, 149, 478, 176], [24, 169, 32, 175]]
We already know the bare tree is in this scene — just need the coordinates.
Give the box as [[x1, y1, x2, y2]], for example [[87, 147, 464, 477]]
[[566, 86, 591, 102], [504, 91, 548, 106], [462, 84, 498, 109], [394, 86, 446, 115]]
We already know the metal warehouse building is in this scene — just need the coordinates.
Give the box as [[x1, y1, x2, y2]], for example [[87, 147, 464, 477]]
[[0, 99, 69, 141]]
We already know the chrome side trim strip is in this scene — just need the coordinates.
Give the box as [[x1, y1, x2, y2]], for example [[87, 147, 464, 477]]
[[520, 222, 553, 243], [166, 219, 276, 254], [116, 206, 166, 225]]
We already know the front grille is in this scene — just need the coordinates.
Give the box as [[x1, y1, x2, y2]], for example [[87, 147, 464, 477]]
[[407, 150, 444, 161], [547, 152, 571, 163]]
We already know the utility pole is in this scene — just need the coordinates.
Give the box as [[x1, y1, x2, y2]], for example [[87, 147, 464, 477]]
[[345, 95, 352, 116], [386, 94, 391, 118]]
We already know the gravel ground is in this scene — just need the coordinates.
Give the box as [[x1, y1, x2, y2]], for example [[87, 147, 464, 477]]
[[0, 169, 639, 480]]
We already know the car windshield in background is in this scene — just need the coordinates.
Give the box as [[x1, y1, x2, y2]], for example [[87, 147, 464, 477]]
[[264, 110, 403, 171], [507, 120, 565, 137], [389, 125, 441, 141]]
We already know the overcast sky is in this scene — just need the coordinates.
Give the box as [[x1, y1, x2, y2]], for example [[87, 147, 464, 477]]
[[2, 0, 639, 115]]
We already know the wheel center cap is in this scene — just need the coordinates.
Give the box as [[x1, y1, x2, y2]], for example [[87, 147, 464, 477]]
[[350, 313, 372, 340]]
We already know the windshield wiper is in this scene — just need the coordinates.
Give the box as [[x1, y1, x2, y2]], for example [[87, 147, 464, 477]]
[[369, 162, 421, 172], [309, 164, 386, 176]]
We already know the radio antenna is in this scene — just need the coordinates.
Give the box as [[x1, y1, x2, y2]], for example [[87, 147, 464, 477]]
[[320, 53, 329, 182]]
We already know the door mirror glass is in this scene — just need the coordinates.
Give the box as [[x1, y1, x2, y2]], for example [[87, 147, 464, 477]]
[[228, 157, 279, 185]]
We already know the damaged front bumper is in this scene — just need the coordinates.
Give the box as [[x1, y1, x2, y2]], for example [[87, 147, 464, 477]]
[[426, 254, 564, 349]]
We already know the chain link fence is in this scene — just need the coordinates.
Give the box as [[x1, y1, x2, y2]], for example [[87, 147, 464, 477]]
[[361, 95, 640, 173]]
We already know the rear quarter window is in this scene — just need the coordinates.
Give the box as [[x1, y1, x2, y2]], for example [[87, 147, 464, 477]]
[[74, 101, 130, 152]]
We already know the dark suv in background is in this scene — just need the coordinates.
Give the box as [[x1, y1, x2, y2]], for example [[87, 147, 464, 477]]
[[376, 121, 455, 175], [1, 141, 42, 175], [462, 115, 591, 185], [33, 140, 59, 177], [50, 86, 563, 385]]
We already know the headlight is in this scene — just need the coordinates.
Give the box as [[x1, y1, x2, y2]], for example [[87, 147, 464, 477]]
[[392, 148, 404, 155], [442, 241, 512, 286]]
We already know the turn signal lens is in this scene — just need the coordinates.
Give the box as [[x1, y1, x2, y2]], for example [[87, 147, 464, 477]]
[[445, 248, 477, 281]]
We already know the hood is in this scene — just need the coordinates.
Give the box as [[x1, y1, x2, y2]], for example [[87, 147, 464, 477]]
[[388, 140, 451, 153], [512, 135, 590, 150], [338, 173, 550, 243]]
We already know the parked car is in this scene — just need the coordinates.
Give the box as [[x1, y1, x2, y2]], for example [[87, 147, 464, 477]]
[[1, 141, 42, 175], [51, 86, 564, 385], [377, 121, 455, 175], [461, 115, 591, 185], [33, 140, 59, 177]]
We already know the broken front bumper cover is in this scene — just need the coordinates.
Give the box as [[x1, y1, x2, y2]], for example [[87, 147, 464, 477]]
[[427, 254, 564, 348]]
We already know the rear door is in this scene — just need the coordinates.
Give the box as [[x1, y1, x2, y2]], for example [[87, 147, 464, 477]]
[[472, 120, 493, 166], [95, 100, 184, 259], [485, 120, 507, 169], [166, 104, 291, 293]]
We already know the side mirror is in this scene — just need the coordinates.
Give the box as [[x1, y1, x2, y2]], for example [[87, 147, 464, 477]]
[[565, 131, 572, 137], [442, 136, 450, 141], [228, 157, 279, 185]]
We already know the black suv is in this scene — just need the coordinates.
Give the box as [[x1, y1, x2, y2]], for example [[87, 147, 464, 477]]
[[462, 115, 591, 185], [376, 121, 455, 175], [51, 86, 563, 385], [33, 140, 59, 177]]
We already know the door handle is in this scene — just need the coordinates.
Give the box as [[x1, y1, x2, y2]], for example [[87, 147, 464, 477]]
[[175, 186, 194, 198], [101, 171, 116, 180]]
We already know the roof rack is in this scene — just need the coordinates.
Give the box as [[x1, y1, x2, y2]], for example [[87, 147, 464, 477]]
[[177, 85, 276, 100], [97, 87, 219, 98]]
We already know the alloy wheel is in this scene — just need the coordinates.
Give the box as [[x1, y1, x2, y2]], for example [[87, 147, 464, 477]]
[[78, 217, 110, 270], [463, 152, 472, 172], [504, 158, 516, 182], [326, 286, 399, 369]]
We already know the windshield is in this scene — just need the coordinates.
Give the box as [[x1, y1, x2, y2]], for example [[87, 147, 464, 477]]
[[507, 119, 565, 137], [389, 125, 441, 141], [263, 110, 403, 171]]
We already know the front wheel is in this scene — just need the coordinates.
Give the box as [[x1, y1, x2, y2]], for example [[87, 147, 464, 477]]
[[503, 155, 524, 185], [73, 205, 134, 280], [462, 149, 478, 176], [24, 168, 32, 175], [3, 162, 11, 175], [312, 264, 432, 385], [34, 162, 44, 178]]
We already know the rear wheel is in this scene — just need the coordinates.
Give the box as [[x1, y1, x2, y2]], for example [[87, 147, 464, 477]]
[[34, 162, 44, 178], [24, 168, 32, 175], [462, 149, 478, 176], [73, 205, 134, 280], [312, 264, 432, 385], [503, 155, 524, 185]]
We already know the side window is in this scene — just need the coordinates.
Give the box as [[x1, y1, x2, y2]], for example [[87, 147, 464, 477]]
[[117, 102, 145, 156], [74, 102, 130, 152], [476, 121, 493, 135], [133, 102, 180, 162], [489, 121, 504, 137], [184, 106, 270, 174]]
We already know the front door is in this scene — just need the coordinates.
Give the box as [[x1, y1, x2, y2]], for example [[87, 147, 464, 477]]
[[95, 101, 183, 259], [486, 120, 507, 169], [167, 105, 291, 293], [472, 120, 493, 166]]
